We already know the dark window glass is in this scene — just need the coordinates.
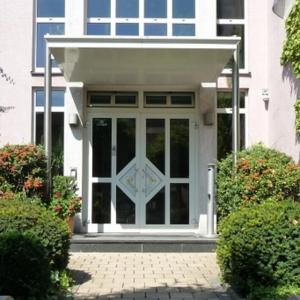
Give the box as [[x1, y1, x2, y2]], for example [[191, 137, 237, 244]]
[[93, 118, 112, 177], [115, 95, 137, 105], [146, 188, 165, 224], [173, 0, 195, 18], [116, 0, 139, 17], [170, 184, 189, 224], [171, 95, 193, 105], [173, 24, 195, 36], [35, 112, 64, 175], [37, 0, 65, 17], [217, 0, 244, 19], [92, 183, 111, 223], [116, 188, 135, 224], [217, 114, 245, 160], [145, 0, 167, 18], [117, 119, 136, 173], [145, 95, 167, 105], [170, 119, 189, 178], [217, 92, 245, 108], [116, 23, 139, 35], [88, 0, 111, 18], [144, 24, 167, 36], [36, 23, 64, 67], [90, 94, 111, 105], [36, 90, 65, 107], [87, 23, 111, 35], [146, 119, 165, 174], [217, 24, 245, 69]]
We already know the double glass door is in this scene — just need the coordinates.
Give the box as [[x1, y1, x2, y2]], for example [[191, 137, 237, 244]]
[[89, 113, 193, 230]]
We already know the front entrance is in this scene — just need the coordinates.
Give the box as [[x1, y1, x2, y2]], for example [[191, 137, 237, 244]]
[[87, 113, 196, 232]]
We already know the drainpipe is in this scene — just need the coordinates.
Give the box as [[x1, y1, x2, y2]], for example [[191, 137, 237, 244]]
[[44, 40, 52, 200], [206, 164, 217, 237], [232, 45, 240, 167]]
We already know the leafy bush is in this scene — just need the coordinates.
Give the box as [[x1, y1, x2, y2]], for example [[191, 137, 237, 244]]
[[0, 231, 52, 299], [217, 200, 300, 299], [50, 175, 81, 219], [217, 144, 300, 220], [0, 144, 46, 200], [0, 197, 70, 270]]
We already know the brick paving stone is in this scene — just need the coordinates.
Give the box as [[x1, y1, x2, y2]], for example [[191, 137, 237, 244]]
[[68, 253, 232, 300]]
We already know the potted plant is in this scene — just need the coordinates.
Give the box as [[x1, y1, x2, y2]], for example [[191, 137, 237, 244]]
[[50, 176, 81, 233]]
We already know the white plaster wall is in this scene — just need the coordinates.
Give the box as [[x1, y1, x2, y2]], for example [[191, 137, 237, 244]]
[[0, 1, 34, 145], [266, 0, 300, 162]]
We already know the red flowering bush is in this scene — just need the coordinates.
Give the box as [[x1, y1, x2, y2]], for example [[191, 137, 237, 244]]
[[0, 144, 46, 200], [50, 176, 81, 219], [217, 144, 300, 221]]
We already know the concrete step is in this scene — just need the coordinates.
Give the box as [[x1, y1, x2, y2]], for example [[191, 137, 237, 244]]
[[70, 233, 217, 252]]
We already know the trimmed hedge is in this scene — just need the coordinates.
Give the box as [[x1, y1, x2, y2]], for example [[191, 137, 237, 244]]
[[0, 197, 70, 270], [217, 144, 300, 220], [217, 199, 300, 298], [0, 231, 52, 299]]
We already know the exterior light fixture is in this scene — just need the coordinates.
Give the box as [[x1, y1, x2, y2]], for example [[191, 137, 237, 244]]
[[272, 0, 294, 18], [69, 113, 79, 126]]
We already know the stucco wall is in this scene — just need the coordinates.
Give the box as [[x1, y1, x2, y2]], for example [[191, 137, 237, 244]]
[[0, 0, 33, 145], [266, 0, 300, 162]]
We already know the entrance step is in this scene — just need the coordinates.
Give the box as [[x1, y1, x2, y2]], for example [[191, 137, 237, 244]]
[[70, 233, 217, 252]]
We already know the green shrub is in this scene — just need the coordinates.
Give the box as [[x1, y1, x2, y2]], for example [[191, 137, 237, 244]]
[[0, 197, 70, 270], [0, 231, 52, 299], [0, 144, 46, 200], [217, 200, 300, 299], [50, 175, 82, 219], [217, 144, 300, 220]]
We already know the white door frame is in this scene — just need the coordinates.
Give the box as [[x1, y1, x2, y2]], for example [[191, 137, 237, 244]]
[[86, 110, 198, 233]]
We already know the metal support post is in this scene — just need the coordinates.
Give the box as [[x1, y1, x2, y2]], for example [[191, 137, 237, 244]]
[[232, 45, 240, 167], [44, 42, 52, 199], [206, 164, 216, 237]]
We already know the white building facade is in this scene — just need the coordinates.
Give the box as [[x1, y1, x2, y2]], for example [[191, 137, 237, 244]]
[[0, 0, 299, 234]]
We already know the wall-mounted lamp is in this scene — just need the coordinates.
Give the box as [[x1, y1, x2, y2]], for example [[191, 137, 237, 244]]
[[203, 112, 214, 126], [68, 113, 79, 126]]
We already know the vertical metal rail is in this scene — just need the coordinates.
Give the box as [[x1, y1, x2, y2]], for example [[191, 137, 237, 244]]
[[44, 42, 52, 199], [206, 164, 216, 237], [232, 45, 240, 167]]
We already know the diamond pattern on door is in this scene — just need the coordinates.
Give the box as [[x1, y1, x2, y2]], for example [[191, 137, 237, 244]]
[[144, 163, 163, 197], [118, 163, 138, 198]]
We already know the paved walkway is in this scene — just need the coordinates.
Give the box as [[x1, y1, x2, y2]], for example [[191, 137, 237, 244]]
[[68, 253, 232, 300]]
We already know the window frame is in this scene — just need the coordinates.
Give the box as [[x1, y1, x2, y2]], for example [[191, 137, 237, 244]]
[[86, 0, 199, 37], [33, 88, 65, 145], [34, 0, 65, 72], [88, 92, 139, 107], [216, 90, 248, 159], [144, 92, 195, 108], [217, 0, 248, 73]]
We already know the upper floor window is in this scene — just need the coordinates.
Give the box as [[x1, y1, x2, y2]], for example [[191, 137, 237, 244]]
[[87, 0, 197, 37], [35, 0, 65, 69], [217, 0, 246, 70]]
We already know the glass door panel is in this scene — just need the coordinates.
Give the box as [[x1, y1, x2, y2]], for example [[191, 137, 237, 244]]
[[146, 119, 165, 174], [170, 119, 189, 178], [93, 118, 112, 177]]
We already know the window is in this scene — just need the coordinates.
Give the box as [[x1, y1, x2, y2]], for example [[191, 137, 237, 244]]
[[217, 91, 246, 160], [217, 0, 246, 69], [34, 90, 65, 175], [87, 0, 197, 37], [144, 92, 194, 107], [36, 0, 65, 68], [88, 92, 138, 106]]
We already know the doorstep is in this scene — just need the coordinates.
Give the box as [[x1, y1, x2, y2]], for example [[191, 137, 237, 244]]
[[70, 233, 217, 252]]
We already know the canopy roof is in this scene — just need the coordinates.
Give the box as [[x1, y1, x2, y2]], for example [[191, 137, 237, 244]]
[[46, 36, 240, 87]]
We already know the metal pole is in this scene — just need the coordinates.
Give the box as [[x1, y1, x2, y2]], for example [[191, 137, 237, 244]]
[[44, 42, 52, 199], [232, 45, 240, 167], [206, 164, 216, 237]]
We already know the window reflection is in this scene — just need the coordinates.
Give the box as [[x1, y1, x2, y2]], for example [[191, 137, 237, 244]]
[[172, 0, 195, 18], [88, 0, 111, 18], [37, 0, 65, 17], [116, 0, 139, 18], [144, 0, 167, 18]]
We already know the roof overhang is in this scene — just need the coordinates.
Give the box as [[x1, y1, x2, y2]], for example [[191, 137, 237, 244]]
[[46, 36, 240, 87]]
